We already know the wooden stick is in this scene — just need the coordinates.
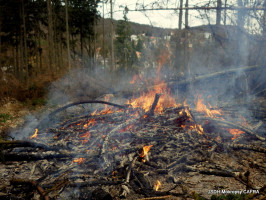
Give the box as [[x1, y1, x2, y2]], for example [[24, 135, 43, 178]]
[[10, 179, 49, 200], [146, 93, 161, 117], [0, 140, 58, 151]]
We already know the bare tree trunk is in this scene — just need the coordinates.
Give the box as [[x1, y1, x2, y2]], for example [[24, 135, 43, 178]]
[[80, 23, 84, 67], [47, 0, 54, 71], [263, 0, 266, 36], [65, 0, 71, 71], [0, 20, 2, 70], [178, 0, 183, 30], [102, 1, 106, 67], [185, 0, 189, 29], [21, 0, 28, 81], [236, 0, 246, 66], [110, 0, 115, 71], [216, 0, 222, 25], [224, 0, 227, 25]]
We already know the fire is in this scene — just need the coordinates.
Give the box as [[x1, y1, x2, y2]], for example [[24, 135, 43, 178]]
[[140, 145, 153, 158], [79, 131, 91, 138], [154, 180, 161, 191], [30, 128, 38, 139], [179, 107, 204, 135], [128, 49, 178, 114], [130, 74, 142, 84], [83, 119, 96, 129], [73, 157, 85, 164], [227, 128, 245, 140], [195, 95, 222, 118]]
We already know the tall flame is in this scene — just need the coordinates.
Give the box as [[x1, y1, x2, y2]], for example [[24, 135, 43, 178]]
[[154, 180, 161, 191], [30, 129, 38, 139], [195, 95, 222, 118], [128, 50, 177, 113], [140, 145, 153, 158]]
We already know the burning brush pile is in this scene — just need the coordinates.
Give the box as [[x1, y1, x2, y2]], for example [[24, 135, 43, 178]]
[[0, 64, 266, 200]]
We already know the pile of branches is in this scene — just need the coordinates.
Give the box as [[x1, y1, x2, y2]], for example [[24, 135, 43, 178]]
[[0, 96, 265, 200]]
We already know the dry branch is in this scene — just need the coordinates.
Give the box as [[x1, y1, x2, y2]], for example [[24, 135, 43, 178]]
[[10, 179, 49, 200], [0, 140, 58, 151], [146, 93, 161, 117], [37, 100, 126, 128], [229, 144, 266, 153]]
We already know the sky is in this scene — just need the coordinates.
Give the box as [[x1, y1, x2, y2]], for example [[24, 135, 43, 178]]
[[97, 0, 219, 29]]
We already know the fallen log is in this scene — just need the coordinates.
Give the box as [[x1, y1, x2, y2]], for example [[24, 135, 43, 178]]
[[0, 140, 58, 151], [120, 65, 264, 96]]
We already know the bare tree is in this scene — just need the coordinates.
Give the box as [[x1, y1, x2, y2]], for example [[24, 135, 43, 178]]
[[179, 0, 183, 30], [216, 0, 222, 25], [47, 0, 54, 71], [65, 0, 71, 71]]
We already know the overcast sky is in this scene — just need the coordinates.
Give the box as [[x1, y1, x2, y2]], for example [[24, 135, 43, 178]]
[[97, 0, 225, 29]]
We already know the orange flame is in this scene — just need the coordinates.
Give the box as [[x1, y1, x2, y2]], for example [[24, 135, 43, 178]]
[[140, 145, 153, 158], [154, 180, 161, 191], [30, 129, 38, 139], [227, 128, 245, 140], [73, 157, 85, 164], [128, 49, 177, 114], [79, 131, 91, 138], [83, 119, 96, 129], [195, 95, 222, 118]]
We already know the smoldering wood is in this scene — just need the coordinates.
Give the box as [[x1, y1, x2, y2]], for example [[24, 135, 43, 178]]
[[146, 93, 161, 117], [1, 97, 265, 199], [0, 140, 59, 151], [37, 100, 127, 129], [10, 179, 49, 200], [198, 116, 265, 141]]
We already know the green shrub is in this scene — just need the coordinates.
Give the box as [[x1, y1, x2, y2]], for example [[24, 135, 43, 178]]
[[0, 113, 11, 123]]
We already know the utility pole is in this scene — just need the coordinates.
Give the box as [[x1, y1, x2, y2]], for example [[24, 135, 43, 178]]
[[110, 0, 114, 71], [65, 0, 71, 71]]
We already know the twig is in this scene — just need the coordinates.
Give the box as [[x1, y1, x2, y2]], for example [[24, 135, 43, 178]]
[[126, 155, 138, 183]]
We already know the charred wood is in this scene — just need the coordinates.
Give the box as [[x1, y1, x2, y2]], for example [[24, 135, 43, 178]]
[[10, 179, 49, 200], [229, 144, 266, 153]]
